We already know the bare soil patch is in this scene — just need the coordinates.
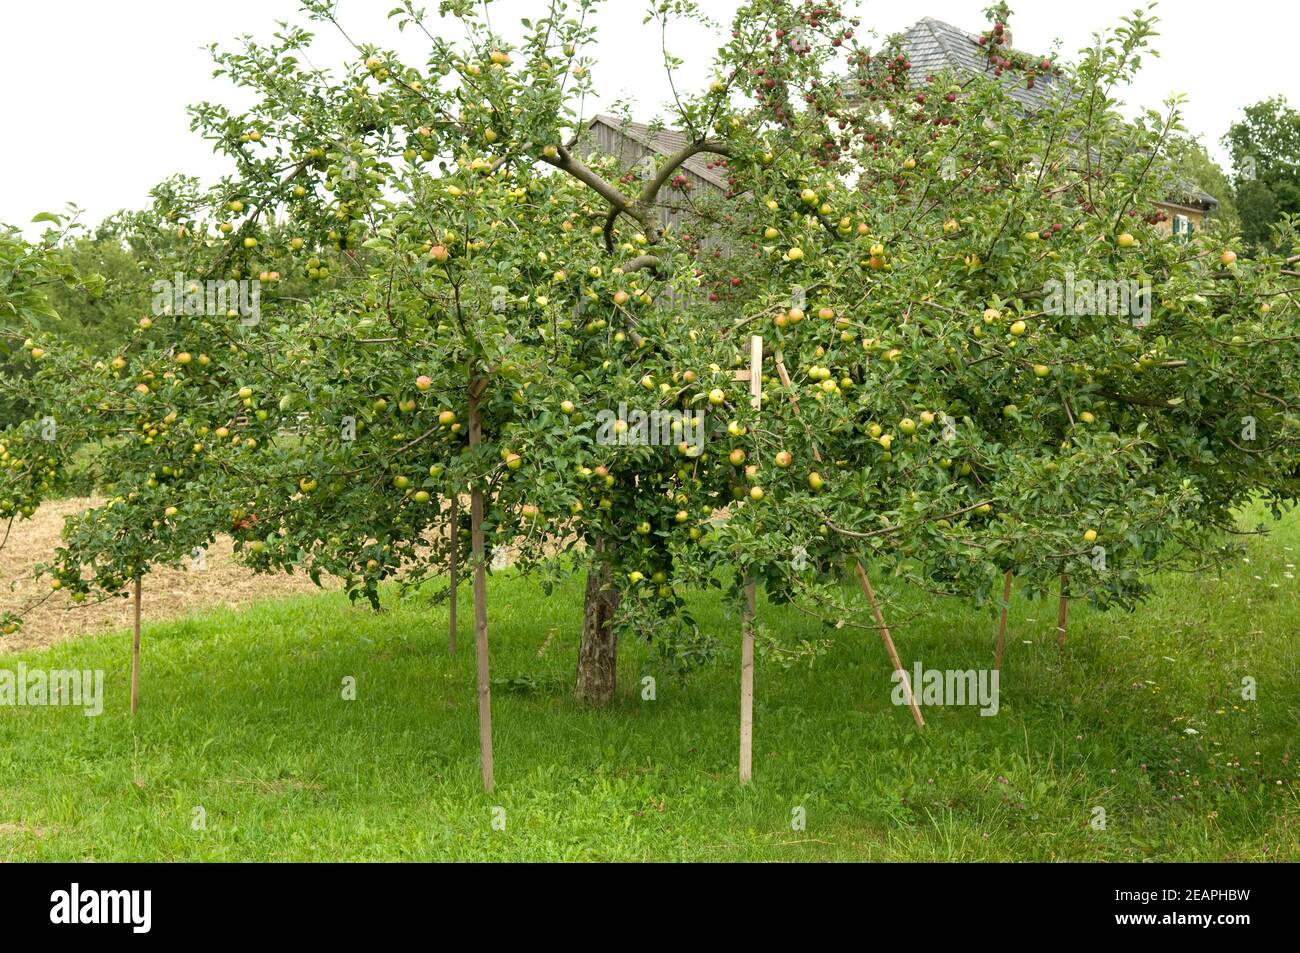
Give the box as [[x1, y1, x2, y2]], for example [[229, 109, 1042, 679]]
[[1, 497, 332, 655]]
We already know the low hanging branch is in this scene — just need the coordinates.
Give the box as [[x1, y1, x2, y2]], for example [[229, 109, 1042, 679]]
[[823, 498, 997, 541]]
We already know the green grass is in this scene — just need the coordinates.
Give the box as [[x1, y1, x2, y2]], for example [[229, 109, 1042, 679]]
[[2, 510, 1298, 861]]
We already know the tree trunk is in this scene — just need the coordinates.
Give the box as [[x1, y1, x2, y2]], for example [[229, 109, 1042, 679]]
[[575, 542, 619, 706], [994, 569, 1012, 671], [1055, 573, 1070, 649]]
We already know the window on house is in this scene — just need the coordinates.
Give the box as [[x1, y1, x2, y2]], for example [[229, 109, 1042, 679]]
[[1172, 214, 1193, 241]]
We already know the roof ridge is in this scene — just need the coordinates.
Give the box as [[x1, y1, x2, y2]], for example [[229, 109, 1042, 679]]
[[915, 16, 974, 37], [911, 15, 1046, 64]]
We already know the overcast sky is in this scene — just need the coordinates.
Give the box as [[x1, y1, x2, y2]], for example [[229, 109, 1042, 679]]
[[2, 0, 1294, 236]]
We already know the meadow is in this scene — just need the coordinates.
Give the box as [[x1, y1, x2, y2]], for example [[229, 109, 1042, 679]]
[[1, 508, 1296, 861]]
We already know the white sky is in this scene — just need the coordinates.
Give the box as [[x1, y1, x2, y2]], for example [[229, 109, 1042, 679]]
[[2, 0, 1294, 236]]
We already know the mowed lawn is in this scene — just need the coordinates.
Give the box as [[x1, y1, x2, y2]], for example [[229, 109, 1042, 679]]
[[2, 508, 1298, 861]]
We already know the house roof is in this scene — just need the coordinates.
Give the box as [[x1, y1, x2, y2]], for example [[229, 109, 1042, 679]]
[[897, 17, 1217, 211], [587, 114, 731, 191], [584, 19, 1218, 213], [898, 17, 1063, 112], [1163, 185, 1220, 212]]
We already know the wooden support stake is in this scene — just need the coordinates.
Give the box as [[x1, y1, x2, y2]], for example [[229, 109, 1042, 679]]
[[448, 494, 459, 655], [739, 334, 762, 785], [774, 357, 821, 464], [747, 335, 763, 413], [739, 579, 756, 785], [854, 561, 924, 728], [468, 378, 495, 792], [130, 577, 142, 715], [1055, 573, 1070, 649], [994, 569, 1012, 671]]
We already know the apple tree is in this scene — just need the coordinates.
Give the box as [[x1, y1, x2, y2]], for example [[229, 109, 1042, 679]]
[[676, 0, 1300, 661]]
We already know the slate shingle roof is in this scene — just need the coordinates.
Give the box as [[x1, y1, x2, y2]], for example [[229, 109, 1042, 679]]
[[899, 17, 1063, 114], [897, 17, 1217, 211]]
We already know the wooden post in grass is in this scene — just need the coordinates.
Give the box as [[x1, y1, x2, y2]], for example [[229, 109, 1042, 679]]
[[1055, 573, 1070, 648], [468, 376, 495, 791], [130, 577, 142, 715], [854, 561, 924, 728], [739, 334, 762, 785], [740, 578, 757, 784], [448, 495, 459, 655], [994, 569, 1013, 671]]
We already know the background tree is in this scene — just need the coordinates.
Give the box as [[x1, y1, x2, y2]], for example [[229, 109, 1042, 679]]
[[1223, 96, 1300, 252], [0, 221, 99, 634]]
